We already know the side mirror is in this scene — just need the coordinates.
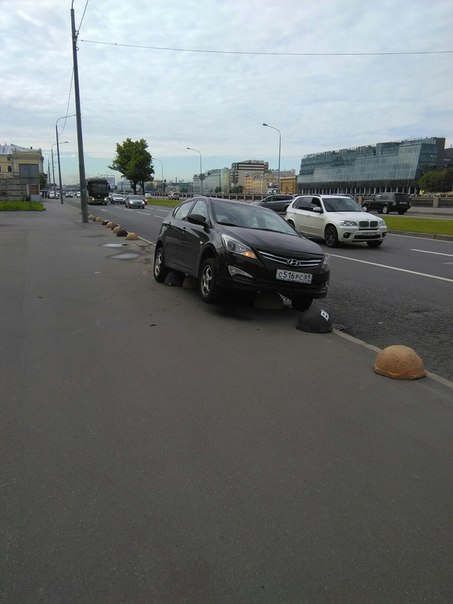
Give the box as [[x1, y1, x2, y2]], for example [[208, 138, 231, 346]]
[[188, 214, 208, 226], [312, 206, 323, 213]]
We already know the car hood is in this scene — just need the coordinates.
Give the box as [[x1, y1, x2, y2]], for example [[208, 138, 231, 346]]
[[327, 211, 383, 222], [222, 226, 324, 256]]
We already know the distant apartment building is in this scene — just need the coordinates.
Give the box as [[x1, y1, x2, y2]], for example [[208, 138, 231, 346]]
[[297, 137, 449, 195], [0, 144, 43, 200], [230, 160, 269, 191]]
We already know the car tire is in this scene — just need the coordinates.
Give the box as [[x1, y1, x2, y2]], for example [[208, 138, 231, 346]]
[[382, 205, 389, 214], [291, 296, 313, 311], [199, 257, 221, 303], [153, 246, 169, 282], [367, 241, 383, 248], [397, 208, 407, 215], [324, 225, 339, 248], [286, 219, 296, 230]]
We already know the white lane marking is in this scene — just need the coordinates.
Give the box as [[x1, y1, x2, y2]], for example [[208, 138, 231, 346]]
[[411, 248, 453, 258], [136, 211, 151, 215], [330, 254, 453, 284]]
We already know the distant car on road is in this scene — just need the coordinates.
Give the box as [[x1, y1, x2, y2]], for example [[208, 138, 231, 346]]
[[64, 192, 75, 198], [361, 192, 411, 215], [252, 194, 295, 214], [125, 194, 145, 209], [168, 192, 180, 200], [154, 196, 330, 310], [285, 194, 388, 248], [110, 193, 126, 204]]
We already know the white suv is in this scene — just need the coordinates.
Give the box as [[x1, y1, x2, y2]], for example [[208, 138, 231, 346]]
[[285, 195, 387, 248]]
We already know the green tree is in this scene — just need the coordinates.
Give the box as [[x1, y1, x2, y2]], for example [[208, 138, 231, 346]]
[[39, 172, 47, 190], [110, 138, 154, 194], [418, 167, 453, 193]]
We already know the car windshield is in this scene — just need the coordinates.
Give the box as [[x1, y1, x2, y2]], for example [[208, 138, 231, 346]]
[[129, 195, 142, 200], [212, 199, 297, 236], [323, 197, 362, 212]]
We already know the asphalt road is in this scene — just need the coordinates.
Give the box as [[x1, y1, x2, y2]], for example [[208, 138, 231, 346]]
[[87, 202, 453, 381], [2, 204, 453, 602]]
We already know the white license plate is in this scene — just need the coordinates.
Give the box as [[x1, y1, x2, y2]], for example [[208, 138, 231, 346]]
[[276, 269, 312, 284]]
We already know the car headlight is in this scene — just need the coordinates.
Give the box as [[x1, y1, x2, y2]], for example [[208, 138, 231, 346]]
[[339, 220, 358, 227], [378, 219, 386, 227], [322, 253, 330, 270], [221, 234, 257, 259]]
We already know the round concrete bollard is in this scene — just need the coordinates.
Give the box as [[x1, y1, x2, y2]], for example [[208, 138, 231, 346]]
[[374, 345, 426, 380], [106, 221, 114, 228], [95, 217, 103, 222], [126, 232, 139, 240], [296, 308, 332, 333], [112, 226, 122, 233]]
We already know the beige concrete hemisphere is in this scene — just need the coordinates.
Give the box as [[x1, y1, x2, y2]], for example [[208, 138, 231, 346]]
[[374, 345, 426, 380], [125, 232, 139, 240], [106, 221, 114, 228], [112, 226, 122, 233], [95, 217, 103, 222]]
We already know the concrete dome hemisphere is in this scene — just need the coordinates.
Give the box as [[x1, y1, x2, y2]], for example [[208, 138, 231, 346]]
[[374, 345, 426, 380]]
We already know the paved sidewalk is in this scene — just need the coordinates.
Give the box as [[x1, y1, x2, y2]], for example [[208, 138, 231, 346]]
[[1, 202, 453, 603]]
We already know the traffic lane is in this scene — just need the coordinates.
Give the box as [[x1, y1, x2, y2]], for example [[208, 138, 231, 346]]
[[327, 252, 453, 381], [322, 233, 453, 281], [93, 204, 170, 241]]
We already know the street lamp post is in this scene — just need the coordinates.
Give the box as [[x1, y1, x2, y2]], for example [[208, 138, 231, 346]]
[[56, 114, 75, 204], [71, 1, 88, 223], [262, 123, 281, 193], [52, 141, 68, 200], [186, 147, 204, 194]]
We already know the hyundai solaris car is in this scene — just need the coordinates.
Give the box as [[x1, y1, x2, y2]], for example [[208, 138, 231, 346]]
[[285, 195, 388, 248], [153, 197, 330, 311]]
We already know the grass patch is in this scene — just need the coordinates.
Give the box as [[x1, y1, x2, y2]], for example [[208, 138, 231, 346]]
[[384, 216, 453, 237], [145, 198, 179, 207], [0, 201, 45, 211]]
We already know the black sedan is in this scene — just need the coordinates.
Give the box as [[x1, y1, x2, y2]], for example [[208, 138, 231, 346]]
[[252, 194, 295, 214], [153, 197, 330, 310]]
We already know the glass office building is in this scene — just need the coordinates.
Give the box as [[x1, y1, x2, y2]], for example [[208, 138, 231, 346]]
[[297, 137, 448, 195]]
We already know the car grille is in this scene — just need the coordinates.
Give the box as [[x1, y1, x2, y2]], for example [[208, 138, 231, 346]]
[[359, 220, 379, 229], [258, 250, 322, 268]]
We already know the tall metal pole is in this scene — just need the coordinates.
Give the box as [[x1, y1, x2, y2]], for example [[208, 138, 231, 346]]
[[51, 146, 57, 198], [55, 125, 64, 204], [186, 147, 203, 194], [56, 114, 76, 205], [71, 3, 88, 222], [262, 123, 282, 193]]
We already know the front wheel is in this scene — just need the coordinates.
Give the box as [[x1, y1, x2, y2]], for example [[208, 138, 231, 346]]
[[324, 225, 339, 248], [367, 241, 383, 248], [153, 246, 169, 282], [291, 296, 313, 312], [199, 258, 221, 303], [397, 208, 407, 215]]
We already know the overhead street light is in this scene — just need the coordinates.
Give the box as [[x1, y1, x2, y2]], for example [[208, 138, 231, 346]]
[[51, 141, 67, 199], [262, 122, 281, 193], [56, 114, 75, 204], [186, 146, 204, 194]]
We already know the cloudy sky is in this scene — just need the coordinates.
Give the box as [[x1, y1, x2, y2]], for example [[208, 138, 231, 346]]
[[1, 0, 452, 185]]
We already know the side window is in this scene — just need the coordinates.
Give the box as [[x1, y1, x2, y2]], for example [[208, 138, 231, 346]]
[[190, 199, 209, 220], [173, 201, 193, 220], [311, 198, 322, 210]]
